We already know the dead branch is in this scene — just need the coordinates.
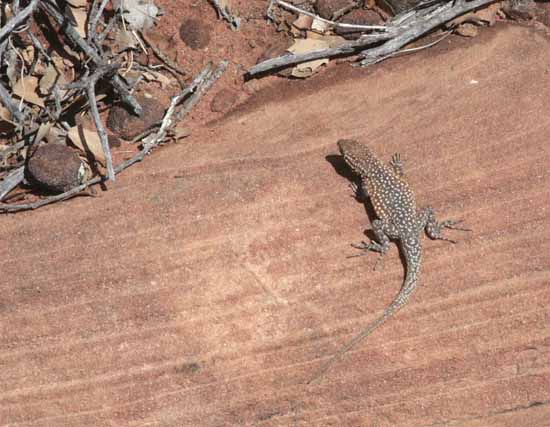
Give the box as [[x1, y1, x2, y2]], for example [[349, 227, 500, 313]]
[[174, 60, 228, 123], [139, 31, 187, 77], [249, 0, 499, 76], [0, 166, 25, 202], [209, 0, 242, 30], [359, 0, 498, 66], [0, 0, 39, 44], [0, 81, 25, 124], [88, 0, 109, 40], [247, 32, 394, 76], [86, 68, 118, 182]]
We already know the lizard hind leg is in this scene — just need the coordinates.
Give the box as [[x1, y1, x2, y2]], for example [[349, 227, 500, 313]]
[[418, 207, 471, 243]]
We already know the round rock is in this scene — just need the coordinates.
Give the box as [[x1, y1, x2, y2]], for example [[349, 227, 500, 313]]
[[179, 19, 211, 50], [107, 95, 165, 140], [26, 143, 83, 193], [316, 0, 351, 19]]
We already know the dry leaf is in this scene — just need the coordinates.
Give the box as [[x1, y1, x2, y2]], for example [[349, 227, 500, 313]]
[[447, 2, 501, 28], [72, 7, 88, 38], [116, 0, 159, 30], [311, 18, 329, 33], [143, 70, 175, 88], [455, 22, 479, 37], [66, 0, 87, 7], [113, 28, 137, 52], [52, 55, 66, 75], [307, 32, 347, 48], [39, 64, 59, 95], [0, 105, 12, 122], [13, 76, 45, 107], [287, 38, 330, 78], [3, 3, 13, 19], [474, 2, 501, 25], [34, 122, 53, 144], [67, 125, 106, 165], [0, 106, 15, 133], [6, 49, 21, 87], [20, 45, 35, 64], [45, 126, 64, 145], [293, 14, 313, 30], [174, 126, 191, 140]]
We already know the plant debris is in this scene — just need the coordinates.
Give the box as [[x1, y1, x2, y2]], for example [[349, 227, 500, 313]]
[[0, 60, 227, 213], [0, 0, 227, 212], [249, 0, 508, 77], [208, 0, 242, 31]]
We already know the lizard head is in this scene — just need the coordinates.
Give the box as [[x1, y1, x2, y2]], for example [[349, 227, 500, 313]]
[[337, 139, 373, 176]]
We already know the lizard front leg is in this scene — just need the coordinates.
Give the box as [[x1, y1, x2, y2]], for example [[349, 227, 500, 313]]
[[389, 153, 404, 177], [349, 181, 368, 203], [351, 219, 399, 255]]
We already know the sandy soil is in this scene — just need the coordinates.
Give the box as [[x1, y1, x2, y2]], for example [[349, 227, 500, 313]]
[[2, 19, 550, 427]]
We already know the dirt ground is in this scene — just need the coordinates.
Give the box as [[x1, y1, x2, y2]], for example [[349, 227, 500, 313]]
[[2, 8, 550, 427]]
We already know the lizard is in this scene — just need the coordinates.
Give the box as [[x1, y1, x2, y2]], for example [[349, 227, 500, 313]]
[[309, 138, 469, 383]]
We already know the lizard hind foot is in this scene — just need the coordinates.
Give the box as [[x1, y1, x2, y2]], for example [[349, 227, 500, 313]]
[[426, 219, 469, 243], [372, 254, 385, 271], [440, 219, 472, 232], [347, 241, 372, 258]]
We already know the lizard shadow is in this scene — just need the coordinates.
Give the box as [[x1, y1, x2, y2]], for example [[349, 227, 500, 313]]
[[326, 154, 408, 276]]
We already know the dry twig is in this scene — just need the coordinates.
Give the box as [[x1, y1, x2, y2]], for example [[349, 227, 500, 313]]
[[140, 31, 187, 78], [0, 166, 25, 202], [38, 0, 143, 116], [209, 0, 242, 30], [247, 32, 393, 76], [358, 0, 495, 66], [0, 0, 39, 45], [250, 0, 499, 76]]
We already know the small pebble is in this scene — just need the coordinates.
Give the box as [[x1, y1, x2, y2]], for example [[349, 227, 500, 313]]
[[316, 0, 351, 19]]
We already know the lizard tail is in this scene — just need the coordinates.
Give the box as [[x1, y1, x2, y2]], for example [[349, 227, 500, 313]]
[[308, 240, 422, 385]]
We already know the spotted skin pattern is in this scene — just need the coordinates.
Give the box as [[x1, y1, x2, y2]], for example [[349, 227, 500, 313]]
[[310, 139, 467, 383]]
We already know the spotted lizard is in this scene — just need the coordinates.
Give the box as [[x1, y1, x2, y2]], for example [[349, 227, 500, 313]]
[[309, 139, 468, 383]]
